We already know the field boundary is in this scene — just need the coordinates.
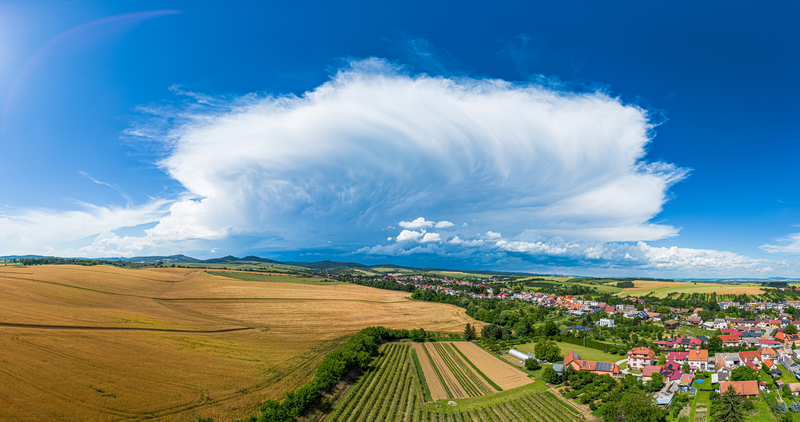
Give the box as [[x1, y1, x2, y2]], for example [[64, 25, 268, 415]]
[[451, 342, 503, 391]]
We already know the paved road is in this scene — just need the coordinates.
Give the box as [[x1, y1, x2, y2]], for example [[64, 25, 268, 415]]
[[616, 358, 641, 377]]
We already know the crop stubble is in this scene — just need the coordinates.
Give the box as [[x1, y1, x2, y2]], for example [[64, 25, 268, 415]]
[[0, 266, 482, 421]]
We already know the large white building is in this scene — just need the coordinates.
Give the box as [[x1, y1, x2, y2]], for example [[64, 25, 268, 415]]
[[597, 318, 615, 327]]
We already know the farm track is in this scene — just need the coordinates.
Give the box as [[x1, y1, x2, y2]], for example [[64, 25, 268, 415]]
[[0, 323, 252, 333]]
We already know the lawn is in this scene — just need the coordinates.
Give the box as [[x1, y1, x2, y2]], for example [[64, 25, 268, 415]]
[[783, 364, 800, 382], [516, 341, 622, 364]]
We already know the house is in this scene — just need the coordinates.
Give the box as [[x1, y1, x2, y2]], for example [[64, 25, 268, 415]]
[[661, 360, 685, 382], [666, 351, 689, 364], [664, 320, 680, 330], [642, 365, 662, 382], [719, 335, 741, 347], [686, 316, 703, 326], [743, 337, 760, 348], [760, 347, 778, 361], [655, 391, 675, 408], [775, 332, 800, 346], [628, 347, 656, 369], [597, 318, 615, 327], [760, 339, 781, 348], [718, 353, 742, 368], [688, 349, 709, 372], [563, 351, 622, 377], [739, 350, 761, 369], [719, 380, 759, 397], [777, 348, 793, 357], [764, 359, 776, 371], [722, 329, 742, 336], [788, 383, 800, 396], [673, 338, 702, 349], [680, 373, 695, 388], [777, 380, 786, 389]]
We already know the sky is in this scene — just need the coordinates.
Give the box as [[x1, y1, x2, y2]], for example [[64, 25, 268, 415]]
[[0, 0, 798, 278]]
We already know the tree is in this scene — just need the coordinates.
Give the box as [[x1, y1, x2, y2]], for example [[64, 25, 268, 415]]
[[646, 372, 664, 392], [786, 324, 798, 335], [558, 325, 571, 337], [463, 323, 476, 340], [708, 335, 723, 353], [524, 358, 541, 371], [790, 401, 800, 413], [774, 401, 788, 414], [542, 366, 561, 384], [657, 353, 666, 365], [715, 384, 744, 422], [481, 324, 502, 340], [615, 389, 667, 422], [543, 320, 558, 336], [534, 339, 562, 363], [731, 365, 759, 381]]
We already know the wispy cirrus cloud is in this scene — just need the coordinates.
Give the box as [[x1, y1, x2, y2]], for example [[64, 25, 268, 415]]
[[760, 231, 800, 255]]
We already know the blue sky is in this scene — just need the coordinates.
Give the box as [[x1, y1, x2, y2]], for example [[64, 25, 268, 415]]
[[1, 0, 798, 278]]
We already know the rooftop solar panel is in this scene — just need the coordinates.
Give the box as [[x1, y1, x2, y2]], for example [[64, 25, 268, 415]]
[[596, 362, 613, 372]]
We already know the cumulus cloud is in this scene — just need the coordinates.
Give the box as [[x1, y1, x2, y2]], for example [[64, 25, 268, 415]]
[[5, 57, 741, 276], [760, 232, 800, 255], [0, 200, 170, 255], [360, 228, 783, 275], [112, 58, 689, 256], [400, 218, 435, 229]]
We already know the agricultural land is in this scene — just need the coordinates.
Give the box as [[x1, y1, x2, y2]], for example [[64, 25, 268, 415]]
[[615, 280, 765, 298], [324, 341, 575, 422], [0, 265, 481, 422]]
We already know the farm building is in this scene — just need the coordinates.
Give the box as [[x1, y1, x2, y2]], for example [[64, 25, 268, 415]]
[[719, 381, 759, 397], [508, 349, 531, 361]]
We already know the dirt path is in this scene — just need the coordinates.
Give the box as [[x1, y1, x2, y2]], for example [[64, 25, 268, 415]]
[[412, 343, 448, 401], [546, 387, 600, 421], [0, 323, 252, 333], [453, 342, 532, 390], [425, 343, 467, 398]]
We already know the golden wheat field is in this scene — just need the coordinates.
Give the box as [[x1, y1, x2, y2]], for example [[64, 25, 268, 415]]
[[0, 265, 482, 422], [617, 280, 764, 297]]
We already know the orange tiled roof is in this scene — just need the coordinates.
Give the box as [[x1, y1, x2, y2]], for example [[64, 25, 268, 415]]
[[720, 380, 759, 396], [688, 349, 708, 361]]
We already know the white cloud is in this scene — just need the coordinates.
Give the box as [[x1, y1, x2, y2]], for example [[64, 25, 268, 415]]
[[760, 232, 800, 255], [400, 218, 435, 229], [486, 231, 502, 239], [434, 221, 455, 228], [396, 230, 422, 242], [420, 232, 442, 243], [93, 57, 690, 258]]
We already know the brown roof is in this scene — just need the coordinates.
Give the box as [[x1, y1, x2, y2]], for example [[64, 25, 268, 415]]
[[790, 383, 800, 393], [629, 347, 655, 359], [642, 365, 662, 377], [720, 380, 759, 396], [688, 349, 708, 361]]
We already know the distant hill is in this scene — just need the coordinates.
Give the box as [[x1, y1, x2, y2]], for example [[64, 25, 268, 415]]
[[283, 260, 371, 270]]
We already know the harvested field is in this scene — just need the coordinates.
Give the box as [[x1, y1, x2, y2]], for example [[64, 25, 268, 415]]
[[424, 343, 466, 398], [617, 280, 764, 298], [411, 343, 448, 401], [452, 342, 533, 390], [0, 265, 482, 421]]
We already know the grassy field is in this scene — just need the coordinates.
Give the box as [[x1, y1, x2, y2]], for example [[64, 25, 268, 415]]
[[616, 280, 764, 298], [515, 342, 622, 364], [0, 265, 482, 422]]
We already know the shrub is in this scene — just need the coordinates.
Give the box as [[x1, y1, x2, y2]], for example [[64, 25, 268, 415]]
[[774, 401, 788, 414]]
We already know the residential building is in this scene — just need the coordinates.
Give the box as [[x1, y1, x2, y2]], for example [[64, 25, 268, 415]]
[[719, 380, 759, 397], [687, 349, 709, 372], [563, 351, 622, 378], [627, 347, 656, 369]]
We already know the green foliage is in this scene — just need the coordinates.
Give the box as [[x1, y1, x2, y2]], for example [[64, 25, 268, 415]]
[[534, 339, 562, 363], [410, 349, 432, 401], [463, 323, 476, 340], [774, 401, 788, 414], [524, 358, 541, 370], [790, 400, 800, 413], [646, 372, 664, 392], [481, 323, 503, 340], [715, 384, 745, 422], [786, 324, 798, 335], [616, 281, 635, 288], [542, 366, 561, 384], [731, 365, 759, 381]]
